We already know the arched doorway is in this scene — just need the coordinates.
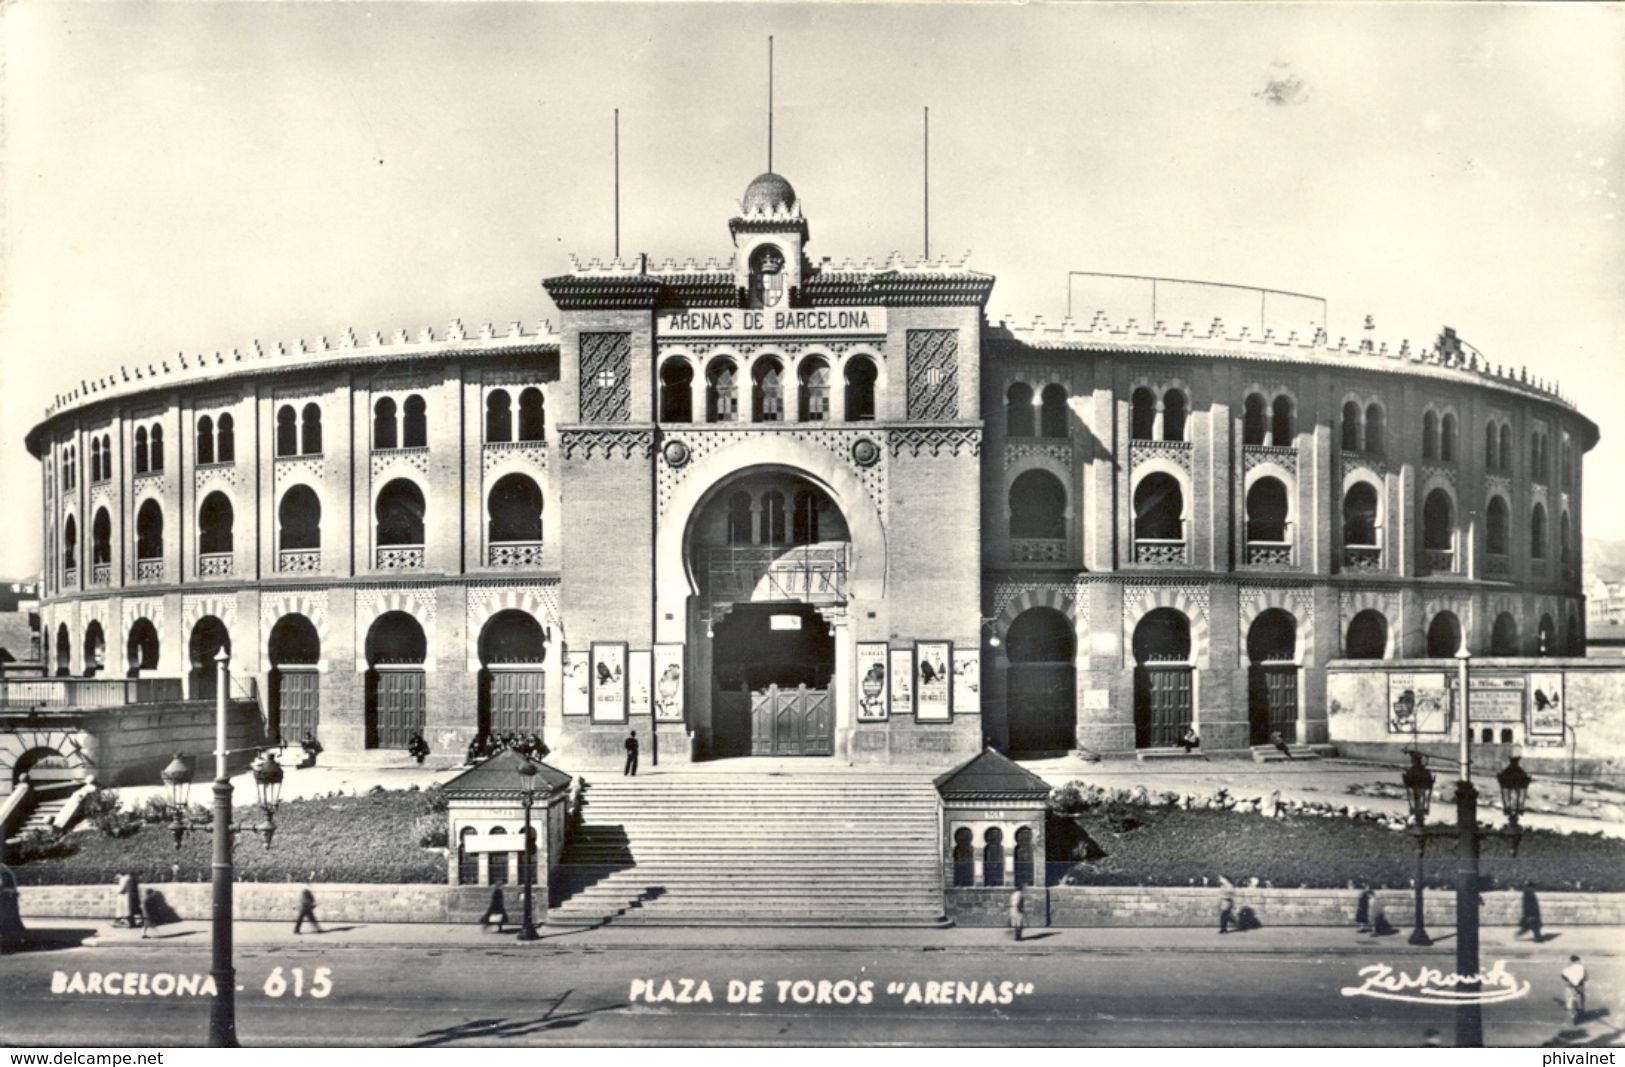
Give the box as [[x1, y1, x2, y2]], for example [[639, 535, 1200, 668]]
[[1491, 612, 1519, 656], [712, 604, 834, 757], [268, 614, 321, 744], [1246, 609, 1298, 744], [1344, 610, 1388, 660], [126, 618, 160, 677], [188, 616, 231, 700], [55, 623, 70, 677], [365, 612, 427, 749], [1426, 612, 1462, 658], [1005, 607, 1076, 754], [82, 621, 107, 678], [478, 610, 547, 738], [1133, 609, 1192, 749]]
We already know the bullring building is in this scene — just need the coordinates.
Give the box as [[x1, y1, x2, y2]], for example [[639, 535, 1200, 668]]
[[23, 171, 1598, 768]]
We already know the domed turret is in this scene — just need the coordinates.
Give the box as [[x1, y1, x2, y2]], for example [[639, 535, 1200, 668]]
[[741, 172, 798, 217]]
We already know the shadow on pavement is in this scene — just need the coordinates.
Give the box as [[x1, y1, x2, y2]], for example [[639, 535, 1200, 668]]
[[10, 927, 99, 953], [407, 990, 630, 1046]]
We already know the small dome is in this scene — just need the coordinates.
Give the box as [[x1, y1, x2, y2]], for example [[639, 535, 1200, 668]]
[[741, 172, 797, 216]]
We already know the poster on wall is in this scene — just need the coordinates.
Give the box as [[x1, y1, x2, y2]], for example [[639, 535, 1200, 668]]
[[889, 648, 914, 714], [653, 644, 685, 723], [951, 648, 981, 714], [1387, 672, 1449, 735], [628, 650, 653, 720], [855, 642, 889, 721], [1528, 672, 1565, 736], [590, 642, 627, 723], [915, 641, 952, 722], [1459, 674, 1525, 723], [563, 650, 591, 717]]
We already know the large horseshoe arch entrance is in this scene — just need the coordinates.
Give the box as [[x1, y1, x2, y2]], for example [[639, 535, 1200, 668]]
[[712, 604, 835, 757]]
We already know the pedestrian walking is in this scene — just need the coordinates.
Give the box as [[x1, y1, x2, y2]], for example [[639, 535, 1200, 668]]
[[124, 872, 142, 929], [480, 886, 508, 934], [1517, 883, 1544, 941], [1218, 894, 1235, 935], [139, 888, 159, 939], [623, 729, 639, 777], [1355, 885, 1374, 933], [293, 886, 323, 935], [1562, 955, 1587, 1025], [407, 731, 430, 765], [1008, 886, 1026, 943], [1371, 895, 1397, 937]]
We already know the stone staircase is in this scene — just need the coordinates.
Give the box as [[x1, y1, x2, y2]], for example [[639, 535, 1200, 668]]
[[17, 785, 76, 835], [1250, 742, 1324, 763], [547, 774, 946, 927]]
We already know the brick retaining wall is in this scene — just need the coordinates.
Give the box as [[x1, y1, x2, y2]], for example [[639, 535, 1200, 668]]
[[17, 882, 495, 924]]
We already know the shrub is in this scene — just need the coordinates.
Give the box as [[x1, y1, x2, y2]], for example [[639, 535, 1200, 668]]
[[422, 784, 449, 814], [12, 827, 75, 863], [414, 813, 448, 849], [82, 790, 140, 839]]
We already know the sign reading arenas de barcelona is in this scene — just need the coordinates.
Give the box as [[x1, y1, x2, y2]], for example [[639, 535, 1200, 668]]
[[22, 167, 1598, 770]]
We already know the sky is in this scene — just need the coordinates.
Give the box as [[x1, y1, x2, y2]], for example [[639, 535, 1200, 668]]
[[2, 2, 1622, 580]]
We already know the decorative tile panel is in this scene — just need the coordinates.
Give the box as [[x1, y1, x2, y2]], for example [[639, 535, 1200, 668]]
[[198, 553, 233, 578], [135, 560, 164, 582], [488, 541, 545, 567], [278, 550, 321, 573], [376, 547, 425, 571], [194, 463, 241, 492], [579, 332, 632, 422], [655, 427, 887, 519], [1238, 584, 1316, 656], [890, 427, 980, 458], [1133, 541, 1189, 565], [371, 448, 430, 480], [1244, 543, 1293, 567], [905, 330, 958, 421], [1009, 538, 1065, 563], [1343, 546, 1383, 571], [91, 563, 111, 586], [1421, 464, 1457, 490], [1005, 441, 1072, 467], [465, 580, 561, 670], [559, 429, 653, 461], [1130, 439, 1192, 473], [1243, 444, 1298, 476], [1341, 454, 1387, 483], [482, 442, 548, 475]]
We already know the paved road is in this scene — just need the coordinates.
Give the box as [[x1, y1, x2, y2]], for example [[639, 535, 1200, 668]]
[[3, 924, 1619, 1047]]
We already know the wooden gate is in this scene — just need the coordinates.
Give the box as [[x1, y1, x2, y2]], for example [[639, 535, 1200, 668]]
[[749, 684, 833, 756], [1249, 664, 1298, 744], [271, 666, 320, 743], [1007, 664, 1077, 753], [368, 667, 426, 749], [486, 669, 545, 736], [1134, 665, 1192, 748]]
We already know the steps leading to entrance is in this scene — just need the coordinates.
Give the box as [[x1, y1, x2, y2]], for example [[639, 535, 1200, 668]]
[[17, 788, 75, 835], [548, 775, 946, 927], [1137, 748, 1207, 762], [1250, 743, 1322, 763]]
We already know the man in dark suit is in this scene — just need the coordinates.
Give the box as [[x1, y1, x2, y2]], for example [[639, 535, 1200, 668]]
[[623, 729, 639, 777]]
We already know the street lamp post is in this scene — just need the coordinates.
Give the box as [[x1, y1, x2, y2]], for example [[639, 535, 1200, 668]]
[[1401, 751, 1435, 946], [516, 758, 541, 942]]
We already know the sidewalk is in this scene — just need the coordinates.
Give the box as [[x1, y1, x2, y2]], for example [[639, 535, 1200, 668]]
[[29, 916, 1625, 957]]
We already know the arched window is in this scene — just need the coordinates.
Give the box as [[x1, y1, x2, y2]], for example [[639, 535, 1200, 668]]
[[403, 395, 427, 448], [1270, 395, 1294, 446], [1499, 427, 1512, 475], [56, 624, 71, 677], [982, 827, 1005, 888], [1162, 389, 1187, 442], [1130, 388, 1156, 441], [1538, 614, 1557, 654], [487, 474, 543, 544], [1365, 403, 1385, 455], [487, 835, 508, 886], [1245, 478, 1289, 543], [753, 359, 784, 422], [708, 361, 739, 423], [1530, 503, 1548, 559], [799, 359, 831, 421], [1422, 411, 1438, 460], [92, 508, 111, 565], [761, 491, 786, 544], [1343, 483, 1379, 546], [216, 414, 235, 463], [150, 426, 164, 472], [1560, 510, 1572, 564], [1486, 496, 1510, 555], [660, 360, 694, 423], [1491, 613, 1519, 655], [1426, 612, 1462, 657], [952, 827, 975, 888], [375, 479, 426, 545], [134, 427, 150, 474], [844, 357, 877, 421], [279, 485, 322, 550], [1013, 827, 1035, 889], [1133, 473, 1184, 541], [458, 827, 479, 885], [1006, 383, 1035, 437], [1485, 422, 1499, 471], [276, 406, 299, 457], [1009, 470, 1066, 540], [517, 388, 545, 441], [1040, 384, 1069, 438], [793, 490, 820, 545], [62, 514, 77, 571], [136, 501, 163, 560], [1345, 610, 1388, 659], [126, 618, 160, 675], [1243, 394, 1267, 446], [1422, 489, 1454, 551], [485, 390, 513, 443], [196, 415, 215, 465], [301, 403, 323, 454], [1340, 401, 1361, 452], [198, 492, 234, 555], [90, 438, 102, 482], [726, 491, 753, 545], [1440, 412, 1457, 462], [373, 397, 398, 450]]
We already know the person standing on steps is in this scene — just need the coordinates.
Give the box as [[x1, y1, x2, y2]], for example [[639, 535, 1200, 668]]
[[293, 885, 323, 935], [623, 729, 639, 777]]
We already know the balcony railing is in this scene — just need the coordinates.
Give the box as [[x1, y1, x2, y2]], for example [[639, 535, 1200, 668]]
[[1010, 538, 1065, 564], [1133, 539, 1189, 565], [91, 563, 111, 585], [702, 543, 850, 605], [198, 552, 233, 577], [136, 558, 164, 582], [278, 549, 321, 574], [0, 676, 184, 709], [1343, 545, 1383, 571], [1423, 548, 1456, 574], [1245, 542, 1293, 566], [377, 545, 426, 570], [488, 540, 545, 567], [63, 567, 77, 586], [1485, 553, 1510, 578]]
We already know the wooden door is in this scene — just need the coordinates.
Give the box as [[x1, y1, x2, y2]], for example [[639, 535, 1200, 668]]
[[370, 669, 426, 749], [1135, 665, 1192, 748], [1008, 664, 1076, 753], [272, 667, 320, 743], [750, 685, 833, 756], [1249, 665, 1297, 744], [489, 670, 545, 736]]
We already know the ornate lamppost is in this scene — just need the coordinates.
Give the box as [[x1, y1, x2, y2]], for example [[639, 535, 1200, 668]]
[[516, 757, 542, 942], [157, 649, 283, 1047], [1401, 750, 1436, 946]]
